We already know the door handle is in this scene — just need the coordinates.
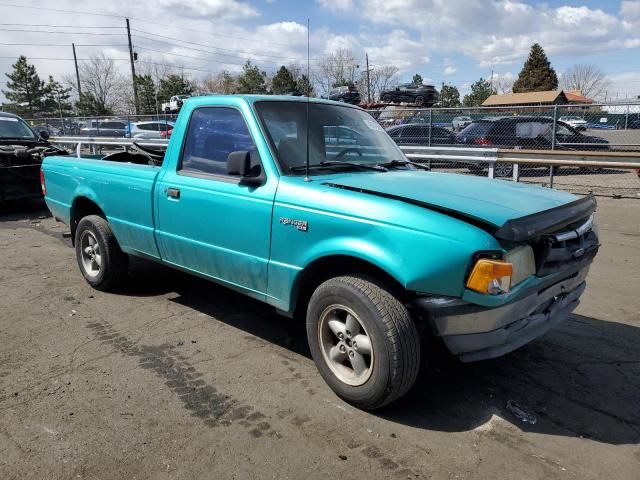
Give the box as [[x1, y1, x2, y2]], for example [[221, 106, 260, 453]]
[[166, 187, 180, 199]]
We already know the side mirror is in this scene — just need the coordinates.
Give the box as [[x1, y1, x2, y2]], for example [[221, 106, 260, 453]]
[[39, 130, 50, 140], [227, 150, 265, 187]]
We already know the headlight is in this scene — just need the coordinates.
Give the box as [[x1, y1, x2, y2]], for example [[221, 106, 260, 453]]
[[467, 245, 535, 295], [504, 245, 536, 286]]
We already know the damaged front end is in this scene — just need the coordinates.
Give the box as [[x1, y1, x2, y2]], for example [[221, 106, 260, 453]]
[[414, 195, 600, 362]]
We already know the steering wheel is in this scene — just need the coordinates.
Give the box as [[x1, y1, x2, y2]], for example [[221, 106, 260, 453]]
[[334, 147, 363, 159]]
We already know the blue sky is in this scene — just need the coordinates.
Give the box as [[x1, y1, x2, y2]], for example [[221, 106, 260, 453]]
[[1, 0, 639, 102]]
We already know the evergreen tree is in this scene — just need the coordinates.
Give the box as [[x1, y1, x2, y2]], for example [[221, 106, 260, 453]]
[[512, 43, 558, 93], [76, 92, 113, 116], [42, 76, 72, 115], [297, 74, 314, 97], [237, 61, 267, 94], [158, 74, 194, 103], [462, 78, 496, 106], [412, 73, 423, 85], [270, 66, 297, 94], [438, 84, 461, 107], [135, 74, 157, 114], [2, 56, 46, 116]]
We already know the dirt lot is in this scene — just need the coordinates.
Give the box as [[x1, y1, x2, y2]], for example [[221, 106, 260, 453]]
[[1, 197, 639, 480]]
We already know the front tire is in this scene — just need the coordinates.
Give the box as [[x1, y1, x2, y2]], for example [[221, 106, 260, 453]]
[[382, 94, 392, 103], [75, 215, 128, 291], [306, 276, 420, 409]]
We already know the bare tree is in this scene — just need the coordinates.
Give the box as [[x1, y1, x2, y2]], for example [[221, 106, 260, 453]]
[[361, 65, 399, 102], [198, 71, 238, 94], [493, 74, 514, 94], [315, 49, 359, 96], [562, 64, 611, 101], [77, 53, 125, 113]]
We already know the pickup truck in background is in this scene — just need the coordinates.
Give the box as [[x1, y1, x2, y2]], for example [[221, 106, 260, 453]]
[[162, 95, 190, 114], [41, 95, 600, 409]]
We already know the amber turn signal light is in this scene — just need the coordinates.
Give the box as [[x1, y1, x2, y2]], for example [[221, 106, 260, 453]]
[[466, 259, 513, 294]]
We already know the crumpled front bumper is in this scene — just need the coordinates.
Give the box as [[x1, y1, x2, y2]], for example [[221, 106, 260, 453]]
[[412, 266, 589, 362]]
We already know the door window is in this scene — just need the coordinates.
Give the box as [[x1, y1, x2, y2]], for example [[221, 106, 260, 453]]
[[180, 107, 256, 176]]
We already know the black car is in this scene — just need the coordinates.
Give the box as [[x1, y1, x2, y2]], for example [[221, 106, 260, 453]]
[[386, 123, 457, 146], [457, 116, 609, 150], [0, 112, 67, 203], [456, 116, 609, 177], [380, 83, 439, 106], [328, 85, 361, 105]]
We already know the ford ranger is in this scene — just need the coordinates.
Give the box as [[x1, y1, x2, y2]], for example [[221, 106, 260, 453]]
[[41, 96, 600, 409]]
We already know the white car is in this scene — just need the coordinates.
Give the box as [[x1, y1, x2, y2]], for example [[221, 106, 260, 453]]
[[559, 116, 587, 131], [452, 115, 473, 131], [131, 121, 175, 139]]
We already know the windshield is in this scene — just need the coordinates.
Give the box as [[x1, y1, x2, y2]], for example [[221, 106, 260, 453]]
[[0, 116, 37, 140], [255, 101, 405, 174]]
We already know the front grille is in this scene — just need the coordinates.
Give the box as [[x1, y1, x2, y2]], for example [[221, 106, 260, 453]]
[[531, 216, 599, 277]]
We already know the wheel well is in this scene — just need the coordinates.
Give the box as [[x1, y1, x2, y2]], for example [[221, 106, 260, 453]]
[[292, 255, 406, 320], [70, 197, 105, 244]]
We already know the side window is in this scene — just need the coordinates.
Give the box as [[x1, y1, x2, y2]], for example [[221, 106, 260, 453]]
[[180, 107, 256, 177]]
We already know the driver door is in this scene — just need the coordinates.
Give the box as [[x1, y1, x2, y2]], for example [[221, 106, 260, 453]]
[[155, 106, 276, 297]]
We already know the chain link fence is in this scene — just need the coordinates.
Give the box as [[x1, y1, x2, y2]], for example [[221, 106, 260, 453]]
[[369, 103, 640, 198], [26, 103, 640, 199]]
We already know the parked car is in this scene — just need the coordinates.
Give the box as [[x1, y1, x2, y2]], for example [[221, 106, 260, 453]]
[[0, 112, 67, 203], [627, 119, 640, 129], [386, 124, 457, 146], [452, 116, 473, 132], [328, 85, 361, 105], [80, 119, 128, 137], [31, 124, 62, 136], [380, 83, 439, 106], [42, 95, 600, 409], [456, 116, 609, 176], [162, 95, 190, 113], [559, 116, 587, 131], [130, 121, 175, 139], [457, 116, 608, 150]]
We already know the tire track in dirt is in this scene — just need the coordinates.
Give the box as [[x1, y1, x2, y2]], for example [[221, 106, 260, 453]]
[[86, 320, 281, 439]]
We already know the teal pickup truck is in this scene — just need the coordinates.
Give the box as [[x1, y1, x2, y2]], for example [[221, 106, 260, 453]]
[[42, 96, 599, 409]]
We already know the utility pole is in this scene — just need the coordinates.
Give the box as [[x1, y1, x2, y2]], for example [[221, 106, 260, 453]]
[[126, 18, 139, 115], [366, 53, 371, 103], [489, 69, 494, 92], [72, 43, 82, 98]]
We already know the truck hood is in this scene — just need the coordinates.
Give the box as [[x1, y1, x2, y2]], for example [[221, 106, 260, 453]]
[[321, 171, 582, 232]]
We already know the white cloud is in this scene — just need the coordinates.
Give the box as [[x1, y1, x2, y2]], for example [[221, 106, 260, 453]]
[[318, 0, 640, 68], [157, 0, 259, 19], [443, 65, 457, 75], [317, 0, 354, 11]]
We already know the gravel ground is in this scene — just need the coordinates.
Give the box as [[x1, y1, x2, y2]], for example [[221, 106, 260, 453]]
[[1, 197, 639, 480]]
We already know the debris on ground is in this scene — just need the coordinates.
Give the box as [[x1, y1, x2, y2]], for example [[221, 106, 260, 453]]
[[506, 400, 537, 425]]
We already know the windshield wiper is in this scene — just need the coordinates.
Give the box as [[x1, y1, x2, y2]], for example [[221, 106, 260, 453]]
[[290, 161, 388, 173], [377, 159, 431, 171]]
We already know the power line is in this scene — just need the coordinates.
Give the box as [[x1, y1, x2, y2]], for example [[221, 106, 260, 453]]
[[0, 43, 128, 47], [0, 23, 122, 28], [0, 2, 296, 48], [132, 29, 312, 63], [0, 28, 124, 35]]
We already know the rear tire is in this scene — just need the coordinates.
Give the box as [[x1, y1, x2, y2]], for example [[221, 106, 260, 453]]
[[306, 275, 420, 409], [414, 95, 425, 106], [382, 94, 392, 103], [75, 215, 128, 291]]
